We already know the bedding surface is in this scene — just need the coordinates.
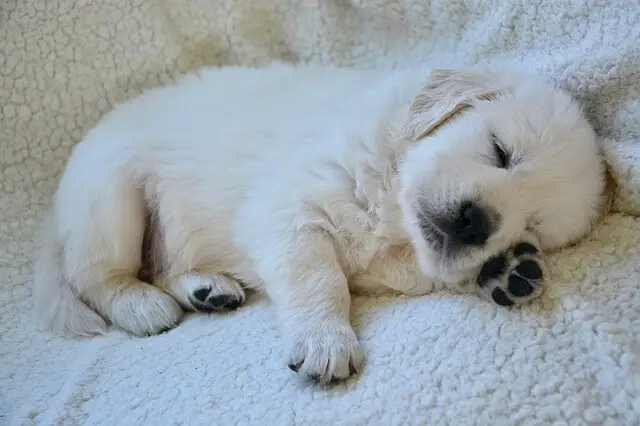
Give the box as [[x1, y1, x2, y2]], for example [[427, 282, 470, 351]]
[[1, 0, 639, 424]]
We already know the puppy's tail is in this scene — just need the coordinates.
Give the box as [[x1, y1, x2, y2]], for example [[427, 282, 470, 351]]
[[32, 216, 107, 338]]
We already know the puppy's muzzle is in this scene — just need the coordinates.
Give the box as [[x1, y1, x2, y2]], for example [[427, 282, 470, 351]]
[[448, 202, 492, 245], [421, 201, 495, 251]]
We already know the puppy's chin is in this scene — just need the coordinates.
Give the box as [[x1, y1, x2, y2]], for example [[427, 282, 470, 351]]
[[400, 212, 463, 284]]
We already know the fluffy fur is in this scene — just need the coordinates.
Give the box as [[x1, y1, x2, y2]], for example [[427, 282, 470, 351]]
[[33, 64, 609, 383]]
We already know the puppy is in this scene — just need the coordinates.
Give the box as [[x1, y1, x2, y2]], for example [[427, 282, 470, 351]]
[[33, 65, 609, 383]]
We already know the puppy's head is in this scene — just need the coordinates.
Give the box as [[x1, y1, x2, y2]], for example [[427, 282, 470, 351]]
[[398, 69, 611, 283]]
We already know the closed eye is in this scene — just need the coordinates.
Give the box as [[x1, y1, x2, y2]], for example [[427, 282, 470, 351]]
[[491, 132, 510, 169]]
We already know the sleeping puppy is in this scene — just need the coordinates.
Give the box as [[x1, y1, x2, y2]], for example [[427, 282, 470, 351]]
[[33, 65, 610, 383]]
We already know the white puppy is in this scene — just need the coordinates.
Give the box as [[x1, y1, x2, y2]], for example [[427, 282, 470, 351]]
[[33, 64, 610, 383]]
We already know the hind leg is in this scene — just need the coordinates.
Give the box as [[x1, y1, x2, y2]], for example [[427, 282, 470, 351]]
[[156, 272, 246, 313], [59, 160, 183, 336], [149, 196, 247, 314], [80, 275, 184, 336]]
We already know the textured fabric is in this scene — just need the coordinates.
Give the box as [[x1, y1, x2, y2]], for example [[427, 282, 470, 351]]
[[2, 0, 639, 424]]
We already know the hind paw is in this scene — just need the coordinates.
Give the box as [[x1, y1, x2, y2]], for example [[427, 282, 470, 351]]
[[189, 281, 245, 312], [158, 273, 246, 313]]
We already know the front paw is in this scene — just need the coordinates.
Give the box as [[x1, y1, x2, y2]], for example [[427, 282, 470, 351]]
[[285, 320, 364, 384], [476, 242, 545, 306]]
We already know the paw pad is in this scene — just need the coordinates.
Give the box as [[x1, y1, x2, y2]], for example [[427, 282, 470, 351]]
[[476, 242, 544, 306], [477, 254, 507, 287], [491, 287, 515, 306], [515, 259, 542, 281], [507, 275, 534, 297], [190, 287, 244, 312], [193, 288, 211, 302]]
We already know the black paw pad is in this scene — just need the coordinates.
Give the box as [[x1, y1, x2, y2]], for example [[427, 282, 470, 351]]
[[193, 288, 211, 302], [288, 361, 303, 372], [192, 291, 244, 312], [514, 243, 538, 257], [477, 254, 507, 287], [146, 326, 174, 337], [208, 294, 233, 307], [508, 275, 534, 297], [209, 295, 242, 310], [491, 287, 515, 306], [515, 260, 542, 281]]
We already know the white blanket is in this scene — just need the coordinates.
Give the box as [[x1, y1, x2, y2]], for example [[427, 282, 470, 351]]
[[2, 0, 639, 424]]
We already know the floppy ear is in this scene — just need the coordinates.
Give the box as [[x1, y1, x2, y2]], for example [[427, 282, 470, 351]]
[[405, 69, 514, 141]]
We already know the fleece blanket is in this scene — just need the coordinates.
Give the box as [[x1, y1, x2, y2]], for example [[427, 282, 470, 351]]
[[1, 0, 639, 424]]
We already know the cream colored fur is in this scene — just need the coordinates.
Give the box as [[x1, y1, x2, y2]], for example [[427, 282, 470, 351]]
[[32, 64, 608, 383]]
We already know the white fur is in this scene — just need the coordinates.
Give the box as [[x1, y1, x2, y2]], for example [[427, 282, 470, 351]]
[[32, 64, 608, 383]]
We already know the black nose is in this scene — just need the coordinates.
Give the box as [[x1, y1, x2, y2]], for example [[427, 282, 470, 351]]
[[452, 202, 492, 245]]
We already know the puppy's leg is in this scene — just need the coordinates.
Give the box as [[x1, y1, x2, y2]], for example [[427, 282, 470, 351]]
[[353, 241, 545, 308], [156, 271, 246, 313], [60, 170, 183, 336], [148, 206, 247, 313], [79, 275, 183, 336], [252, 230, 364, 384], [474, 241, 547, 306]]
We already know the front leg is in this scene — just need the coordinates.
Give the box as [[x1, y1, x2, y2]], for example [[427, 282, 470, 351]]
[[351, 244, 453, 296], [353, 241, 546, 308], [252, 228, 364, 384]]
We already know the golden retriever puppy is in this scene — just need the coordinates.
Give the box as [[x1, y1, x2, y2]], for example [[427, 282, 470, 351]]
[[33, 65, 609, 383]]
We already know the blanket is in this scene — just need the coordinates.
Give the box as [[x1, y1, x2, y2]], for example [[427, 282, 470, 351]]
[[1, 0, 639, 424]]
